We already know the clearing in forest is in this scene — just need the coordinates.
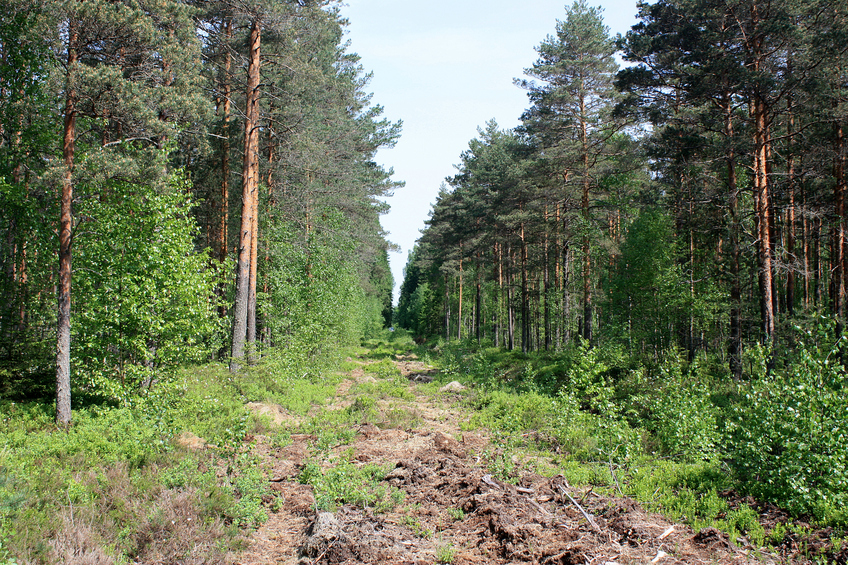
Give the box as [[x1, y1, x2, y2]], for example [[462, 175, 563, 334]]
[[233, 353, 769, 565]]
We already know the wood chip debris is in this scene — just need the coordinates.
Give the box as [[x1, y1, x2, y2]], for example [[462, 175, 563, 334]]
[[651, 550, 669, 563], [481, 474, 501, 489], [659, 525, 675, 539]]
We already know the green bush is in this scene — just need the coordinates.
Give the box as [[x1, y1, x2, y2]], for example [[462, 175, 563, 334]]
[[646, 353, 718, 461], [729, 322, 848, 519], [562, 340, 615, 415], [298, 456, 403, 512], [467, 389, 554, 435], [73, 173, 224, 401]]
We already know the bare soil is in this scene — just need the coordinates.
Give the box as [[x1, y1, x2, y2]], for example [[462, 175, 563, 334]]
[[232, 357, 817, 565]]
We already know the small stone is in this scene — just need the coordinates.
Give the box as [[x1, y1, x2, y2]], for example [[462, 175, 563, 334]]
[[440, 381, 466, 393]]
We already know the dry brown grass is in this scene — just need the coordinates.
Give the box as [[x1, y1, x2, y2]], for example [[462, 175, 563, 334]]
[[43, 461, 236, 565]]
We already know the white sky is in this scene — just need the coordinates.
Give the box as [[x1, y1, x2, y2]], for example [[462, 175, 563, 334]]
[[338, 0, 640, 301]]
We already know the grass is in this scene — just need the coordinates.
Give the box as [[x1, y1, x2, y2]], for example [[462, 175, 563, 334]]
[[0, 344, 352, 564], [428, 340, 847, 558], [435, 541, 457, 563]]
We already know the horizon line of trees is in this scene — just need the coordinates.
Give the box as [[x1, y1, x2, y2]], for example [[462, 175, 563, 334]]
[[397, 0, 848, 376], [0, 0, 398, 424]]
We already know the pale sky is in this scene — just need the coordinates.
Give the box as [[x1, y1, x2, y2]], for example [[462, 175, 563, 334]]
[[338, 1, 641, 301]]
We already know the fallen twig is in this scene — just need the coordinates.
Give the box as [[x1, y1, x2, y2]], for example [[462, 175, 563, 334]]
[[556, 483, 601, 532], [658, 525, 674, 540], [481, 474, 501, 489]]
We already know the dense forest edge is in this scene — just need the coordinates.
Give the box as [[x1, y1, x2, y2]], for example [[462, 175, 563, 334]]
[[1, 0, 847, 562], [397, 0, 848, 548]]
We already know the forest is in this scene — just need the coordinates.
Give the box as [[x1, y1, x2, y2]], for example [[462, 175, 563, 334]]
[[0, 0, 397, 418], [400, 0, 848, 365], [1, 0, 848, 562], [396, 0, 848, 532]]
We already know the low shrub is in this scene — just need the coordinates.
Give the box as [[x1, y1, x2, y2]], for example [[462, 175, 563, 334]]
[[728, 323, 848, 520], [298, 456, 403, 512]]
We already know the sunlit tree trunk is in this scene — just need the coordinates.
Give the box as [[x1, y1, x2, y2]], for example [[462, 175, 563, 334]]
[[457, 249, 463, 341], [231, 18, 261, 372], [786, 93, 796, 317], [507, 243, 515, 350], [835, 120, 846, 334], [520, 222, 529, 353], [543, 205, 551, 350], [475, 251, 482, 342], [495, 241, 503, 347], [219, 19, 232, 266], [725, 98, 743, 379], [581, 109, 593, 343], [443, 273, 450, 341], [753, 95, 776, 341]]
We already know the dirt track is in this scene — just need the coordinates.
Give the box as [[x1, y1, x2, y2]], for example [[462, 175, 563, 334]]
[[233, 357, 776, 565]]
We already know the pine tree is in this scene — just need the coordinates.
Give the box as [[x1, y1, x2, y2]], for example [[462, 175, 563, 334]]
[[517, 0, 622, 343], [44, 0, 205, 424]]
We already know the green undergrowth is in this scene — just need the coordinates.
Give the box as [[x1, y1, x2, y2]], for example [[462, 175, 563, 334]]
[[0, 346, 351, 564], [298, 452, 404, 512], [425, 333, 848, 557], [290, 330, 419, 515]]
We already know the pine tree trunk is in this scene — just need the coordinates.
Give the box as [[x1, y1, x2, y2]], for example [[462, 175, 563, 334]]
[[786, 94, 796, 317], [495, 241, 502, 347], [544, 206, 551, 350], [753, 95, 775, 342], [520, 223, 529, 353], [563, 243, 571, 345], [444, 273, 450, 341], [803, 183, 811, 309], [581, 109, 592, 343], [56, 24, 78, 427], [457, 251, 463, 341], [247, 197, 259, 362], [475, 252, 482, 342], [216, 19, 232, 325], [219, 19, 232, 266], [507, 244, 515, 350], [835, 120, 846, 333], [230, 18, 261, 372], [726, 104, 743, 379]]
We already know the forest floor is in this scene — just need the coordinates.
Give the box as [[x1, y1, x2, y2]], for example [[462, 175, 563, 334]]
[[230, 354, 801, 565]]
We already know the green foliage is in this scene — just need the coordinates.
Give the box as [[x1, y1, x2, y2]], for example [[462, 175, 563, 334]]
[[298, 456, 403, 512], [623, 459, 769, 545], [0, 399, 240, 562], [435, 542, 457, 564], [365, 357, 403, 380], [227, 453, 271, 529], [262, 221, 372, 359], [73, 173, 224, 401], [468, 389, 554, 436], [0, 335, 358, 562], [644, 353, 719, 460], [605, 210, 721, 356], [561, 340, 615, 415], [447, 507, 465, 521], [346, 396, 379, 424], [729, 321, 848, 518], [301, 409, 359, 450]]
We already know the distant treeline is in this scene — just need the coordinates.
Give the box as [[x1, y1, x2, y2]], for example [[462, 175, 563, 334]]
[[398, 0, 848, 374]]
